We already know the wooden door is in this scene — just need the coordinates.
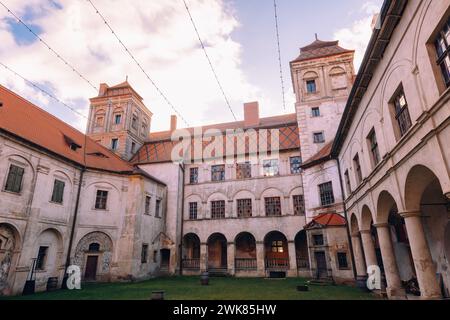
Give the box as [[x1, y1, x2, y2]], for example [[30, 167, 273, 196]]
[[314, 251, 327, 278], [84, 256, 98, 280]]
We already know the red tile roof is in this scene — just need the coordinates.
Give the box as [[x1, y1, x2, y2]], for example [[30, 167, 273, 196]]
[[132, 114, 300, 164], [291, 39, 354, 63], [0, 85, 134, 173], [301, 140, 334, 169], [305, 213, 347, 229]]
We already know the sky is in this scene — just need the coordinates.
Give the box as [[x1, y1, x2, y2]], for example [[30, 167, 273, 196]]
[[0, 0, 383, 133]]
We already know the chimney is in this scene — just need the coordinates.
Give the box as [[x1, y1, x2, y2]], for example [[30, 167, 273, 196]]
[[244, 102, 260, 127], [170, 115, 177, 131], [99, 83, 109, 97]]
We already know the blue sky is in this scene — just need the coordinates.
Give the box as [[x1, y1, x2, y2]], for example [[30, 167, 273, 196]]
[[0, 0, 383, 131]]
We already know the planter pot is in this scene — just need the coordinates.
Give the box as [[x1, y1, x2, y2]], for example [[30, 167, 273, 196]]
[[200, 272, 209, 286], [297, 285, 309, 292], [151, 291, 165, 300]]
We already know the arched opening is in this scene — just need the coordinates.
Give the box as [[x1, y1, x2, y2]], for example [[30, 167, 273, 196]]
[[295, 230, 309, 270], [350, 214, 367, 279], [182, 233, 200, 271], [264, 231, 289, 272], [207, 233, 227, 271], [0, 223, 20, 296], [405, 165, 449, 298], [234, 232, 257, 271], [88, 243, 100, 252]]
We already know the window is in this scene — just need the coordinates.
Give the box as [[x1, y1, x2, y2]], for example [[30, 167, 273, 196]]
[[313, 234, 324, 246], [311, 107, 321, 117], [313, 132, 325, 144], [114, 114, 122, 125], [290, 156, 302, 174], [337, 252, 349, 269], [189, 168, 199, 184], [319, 182, 335, 206], [189, 202, 198, 220], [111, 138, 119, 150], [211, 165, 225, 182], [95, 115, 104, 127], [132, 114, 138, 129], [4, 164, 24, 193], [141, 122, 148, 136], [131, 142, 136, 154], [95, 190, 108, 210], [236, 162, 252, 179], [344, 170, 351, 196], [144, 196, 151, 215], [393, 89, 412, 137], [353, 154, 363, 185], [435, 17, 450, 88], [265, 197, 282, 217], [155, 199, 161, 218], [211, 200, 225, 219], [51, 179, 65, 204], [293, 195, 305, 216], [367, 129, 381, 167], [141, 244, 148, 263], [263, 159, 279, 177], [306, 80, 317, 93], [35, 246, 48, 270], [89, 243, 100, 252], [237, 199, 252, 218], [271, 241, 284, 253]]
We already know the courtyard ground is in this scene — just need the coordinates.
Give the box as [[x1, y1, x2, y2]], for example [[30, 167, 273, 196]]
[[1, 276, 377, 300]]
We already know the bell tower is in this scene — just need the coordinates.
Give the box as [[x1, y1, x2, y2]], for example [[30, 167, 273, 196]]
[[290, 37, 355, 161], [87, 80, 152, 160]]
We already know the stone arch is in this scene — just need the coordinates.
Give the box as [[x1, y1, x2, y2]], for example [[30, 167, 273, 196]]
[[303, 70, 319, 79], [350, 213, 360, 234], [234, 232, 257, 270], [376, 190, 400, 225], [207, 233, 227, 270], [0, 223, 21, 295], [294, 230, 309, 269], [360, 205, 374, 231], [264, 231, 289, 270], [259, 187, 284, 199], [182, 233, 200, 270], [51, 170, 74, 187], [73, 231, 113, 281], [34, 228, 64, 286]]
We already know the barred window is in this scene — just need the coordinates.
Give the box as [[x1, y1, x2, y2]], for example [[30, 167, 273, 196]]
[[189, 202, 198, 220], [435, 17, 450, 88], [4, 164, 24, 193], [265, 197, 282, 216], [95, 190, 108, 210], [141, 244, 148, 263], [337, 252, 349, 269], [290, 156, 302, 174], [211, 165, 225, 182], [237, 199, 252, 218], [368, 129, 381, 167], [236, 162, 252, 179], [293, 195, 305, 215], [211, 200, 225, 219], [189, 167, 199, 184], [263, 159, 279, 177], [393, 89, 412, 137], [319, 182, 334, 206], [51, 179, 65, 204], [144, 196, 151, 215], [353, 154, 363, 185], [313, 132, 325, 144]]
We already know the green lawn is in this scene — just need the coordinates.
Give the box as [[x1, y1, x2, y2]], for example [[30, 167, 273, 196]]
[[1, 277, 377, 300]]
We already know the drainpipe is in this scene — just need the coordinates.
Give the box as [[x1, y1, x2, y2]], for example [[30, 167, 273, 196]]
[[335, 158, 358, 281], [178, 163, 185, 276], [62, 167, 85, 288]]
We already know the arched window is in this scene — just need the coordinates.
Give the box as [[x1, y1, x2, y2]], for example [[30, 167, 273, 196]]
[[303, 71, 319, 94], [88, 243, 100, 252]]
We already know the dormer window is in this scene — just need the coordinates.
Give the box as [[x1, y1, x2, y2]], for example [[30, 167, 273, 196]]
[[63, 135, 81, 151]]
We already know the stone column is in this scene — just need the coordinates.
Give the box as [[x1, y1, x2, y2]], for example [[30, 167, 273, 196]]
[[256, 242, 266, 277], [359, 229, 378, 268], [200, 243, 207, 272], [400, 211, 441, 299], [287, 241, 297, 277], [351, 232, 367, 280], [227, 242, 235, 276], [374, 223, 404, 298]]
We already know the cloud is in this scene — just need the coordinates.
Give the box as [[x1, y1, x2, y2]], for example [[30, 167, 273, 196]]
[[333, 1, 382, 71], [0, 0, 259, 132]]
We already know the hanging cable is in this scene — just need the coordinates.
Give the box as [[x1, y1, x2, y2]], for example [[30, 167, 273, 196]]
[[86, 0, 190, 127], [182, 0, 237, 121], [273, 0, 286, 110]]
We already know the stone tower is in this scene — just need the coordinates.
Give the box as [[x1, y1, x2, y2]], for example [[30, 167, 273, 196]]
[[87, 80, 152, 160], [290, 38, 355, 161]]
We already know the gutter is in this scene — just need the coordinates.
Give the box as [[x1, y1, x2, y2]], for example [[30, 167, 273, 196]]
[[178, 163, 186, 276]]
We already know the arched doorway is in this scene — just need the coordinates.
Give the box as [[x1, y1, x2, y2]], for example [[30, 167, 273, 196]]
[[0, 223, 20, 296], [264, 231, 289, 272], [73, 232, 113, 282], [235, 232, 257, 271], [207, 233, 227, 271], [34, 228, 64, 290], [294, 230, 309, 270], [182, 233, 200, 271]]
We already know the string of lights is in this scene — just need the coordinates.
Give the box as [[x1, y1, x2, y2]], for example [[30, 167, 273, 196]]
[[0, 1, 99, 93], [85, 0, 190, 127], [182, 0, 238, 121], [273, 0, 286, 111]]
